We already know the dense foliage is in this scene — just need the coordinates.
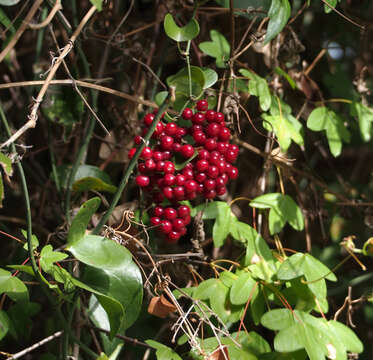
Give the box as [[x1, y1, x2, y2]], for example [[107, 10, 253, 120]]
[[0, 0, 373, 359]]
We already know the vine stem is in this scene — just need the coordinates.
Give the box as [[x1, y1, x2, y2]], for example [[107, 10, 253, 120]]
[[93, 94, 171, 234]]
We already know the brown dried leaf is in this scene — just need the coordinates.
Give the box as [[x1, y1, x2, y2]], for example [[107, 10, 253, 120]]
[[208, 346, 230, 360], [148, 295, 177, 318]]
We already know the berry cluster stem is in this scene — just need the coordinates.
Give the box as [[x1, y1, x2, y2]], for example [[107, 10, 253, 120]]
[[93, 94, 170, 234]]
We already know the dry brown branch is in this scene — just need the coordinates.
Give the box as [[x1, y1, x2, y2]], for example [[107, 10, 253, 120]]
[[28, 0, 62, 30], [0, 6, 97, 149]]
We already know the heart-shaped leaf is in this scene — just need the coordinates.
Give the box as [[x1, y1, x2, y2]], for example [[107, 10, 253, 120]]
[[163, 13, 199, 42]]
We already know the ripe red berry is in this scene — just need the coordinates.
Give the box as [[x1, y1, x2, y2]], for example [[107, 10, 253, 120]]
[[144, 113, 155, 126], [182, 108, 193, 120], [152, 151, 163, 161], [196, 159, 209, 172], [175, 174, 186, 186], [185, 179, 198, 192], [218, 127, 231, 141], [160, 135, 174, 150], [227, 166, 238, 179], [138, 163, 147, 173], [186, 191, 197, 200], [140, 147, 153, 159], [229, 144, 239, 154], [175, 127, 187, 139], [177, 205, 190, 218], [206, 109, 216, 122], [163, 173, 176, 186], [145, 158, 156, 171], [164, 207, 177, 220], [182, 168, 194, 179], [166, 231, 181, 243], [182, 215, 191, 225], [192, 112, 205, 125], [195, 172, 207, 183], [153, 122, 164, 137], [204, 189, 217, 199], [193, 130, 207, 145], [150, 217, 161, 227], [134, 135, 142, 145], [216, 186, 227, 196], [207, 165, 219, 178], [161, 150, 172, 160], [173, 186, 185, 200], [156, 161, 165, 172], [181, 144, 195, 158], [206, 123, 221, 137], [136, 175, 150, 187], [165, 122, 178, 136], [204, 179, 216, 190], [198, 149, 210, 160], [172, 142, 182, 153], [215, 112, 225, 123], [163, 161, 175, 174], [196, 99, 208, 111], [217, 142, 228, 155], [128, 148, 137, 159], [163, 186, 174, 199], [172, 218, 185, 231], [160, 220, 172, 234], [153, 206, 164, 217], [204, 138, 217, 151]]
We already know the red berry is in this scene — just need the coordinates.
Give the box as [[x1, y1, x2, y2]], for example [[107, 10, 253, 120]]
[[145, 158, 156, 171], [197, 182, 204, 193], [215, 112, 225, 123], [160, 135, 174, 150], [163, 161, 175, 174], [196, 99, 208, 111], [172, 142, 182, 153], [156, 161, 165, 172], [204, 179, 216, 190], [134, 135, 142, 145], [160, 220, 172, 234], [206, 123, 221, 137], [181, 144, 195, 158], [144, 113, 155, 126], [204, 138, 217, 151], [161, 150, 172, 160], [207, 165, 219, 178], [152, 151, 163, 161], [163, 186, 174, 199], [182, 108, 193, 120], [204, 189, 217, 199], [217, 142, 228, 155], [164, 207, 177, 220], [229, 144, 239, 154], [166, 231, 181, 243], [165, 122, 178, 136], [227, 166, 238, 179], [186, 191, 197, 200], [153, 206, 164, 217], [198, 149, 210, 160], [191, 124, 203, 133], [140, 147, 152, 159], [182, 168, 194, 179], [180, 227, 187, 236], [163, 173, 176, 186], [225, 149, 238, 163], [196, 159, 209, 172], [182, 215, 191, 225], [178, 205, 190, 218], [136, 175, 150, 187], [150, 217, 161, 227], [216, 186, 227, 196], [154, 122, 164, 137], [128, 148, 137, 159], [218, 127, 231, 141], [172, 218, 185, 231], [206, 109, 216, 122], [138, 163, 147, 173], [175, 174, 186, 186], [185, 179, 198, 192], [173, 186, 185, 200], [216, 160, 227, 174], [175, 127, 187, 139], [192, 112, 205, 125], [195, 172, 207, 183], [193, 130, 207, 145], [217, 175, 228, 186]]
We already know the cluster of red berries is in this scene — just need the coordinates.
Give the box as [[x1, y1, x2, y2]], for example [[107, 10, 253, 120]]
[[129, 99, 239, 243]]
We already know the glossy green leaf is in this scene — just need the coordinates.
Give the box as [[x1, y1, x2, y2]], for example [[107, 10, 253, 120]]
[[261, 308, 295, 330], [67, 197, 101, 245], [96, 353, 109, 360], [307, 107, 350, 157], [250, 193, 304, 234], [155, 91, 169, 106], [240, 69, 271, 111], [89, 0, 103, 11], [167, 66, 205, 99], [219, 271, 237, 288], [0, 310, 10, 341], [0, 0, 20, 5], [194, 278, 219, 300], [163, 13, 199, 42], [146, 340, 182, 360], [67, 235, 143, 335], [328, 320, 363, 353], [264, 0, 291, 44], [0, 268, 28, 303], [202, 68, 218, 89], [212, 201, 233, 247], [21, 229, 39, 251], [199, 30, 230, 68], [324, 0, 340, 13], [262, 97, 304, 151], [350, 101, 373, 142], [39, 245, 68, 273], [230, 272, 257, 305]]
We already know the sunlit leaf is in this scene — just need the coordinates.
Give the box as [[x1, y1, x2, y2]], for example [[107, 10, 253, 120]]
[[199, 30, 230, 68], [264, 0, 291, 44], [163, 13, 199, 42]]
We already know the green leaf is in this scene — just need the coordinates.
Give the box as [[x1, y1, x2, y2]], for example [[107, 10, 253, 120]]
[[324, 0, 340, 13], [167, 66, 205, 99], [212, 202, 234, 247], [0, 152, 12, 176], [39, 245, 68, 273], [0, 175, 3, 208], [0, 268, 29, 303], [250, 193, 304, 234], [96, 353, 109, 360], [262, 97, 304, 151], [274, 67, 296, 89], [163, 13, 199, 42], [202, 68, 218, 89], [261, 308, 295, 330], [89, 0, 103, 11], [0, 310, 10, 341], [264, 0, 291, 44], [230, 272, 257, 305], [21, 229, 39, 251], [307, 107, 350, 157], [146, 340, 182, 360], [350, 101, 373, 142], [199, 30, 230, 68], [239, 69, 271, 111], [0, 0, 20, 5], [155, 91, 169, 106], [67, 235, 143, 336], [67, 197, 101, 245], [328, 320, 363, 353]]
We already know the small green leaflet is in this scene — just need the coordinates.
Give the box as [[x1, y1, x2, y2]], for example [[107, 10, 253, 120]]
[[0, 152, 12, 208], [0, 268, 29, 303], [324, 0, 340, 13], [264, 0, 291, 44], [146, 340, 182, 360], [199, 30, 230, 68], [39, 245, 68, 273], [350, 101, 373, 142], [262, 97, 304, 151], [21, 229, 39, 251], [163, 13, 199, 42], [250, 193, 304, 235], [239, 69, 271, 111], [89, 0, 103, 11], [307, 106, 350, 157]]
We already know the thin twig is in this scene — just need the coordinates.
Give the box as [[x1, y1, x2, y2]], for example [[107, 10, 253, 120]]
[[28, 0, 62, 30], [0, 5, 97, 149]]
